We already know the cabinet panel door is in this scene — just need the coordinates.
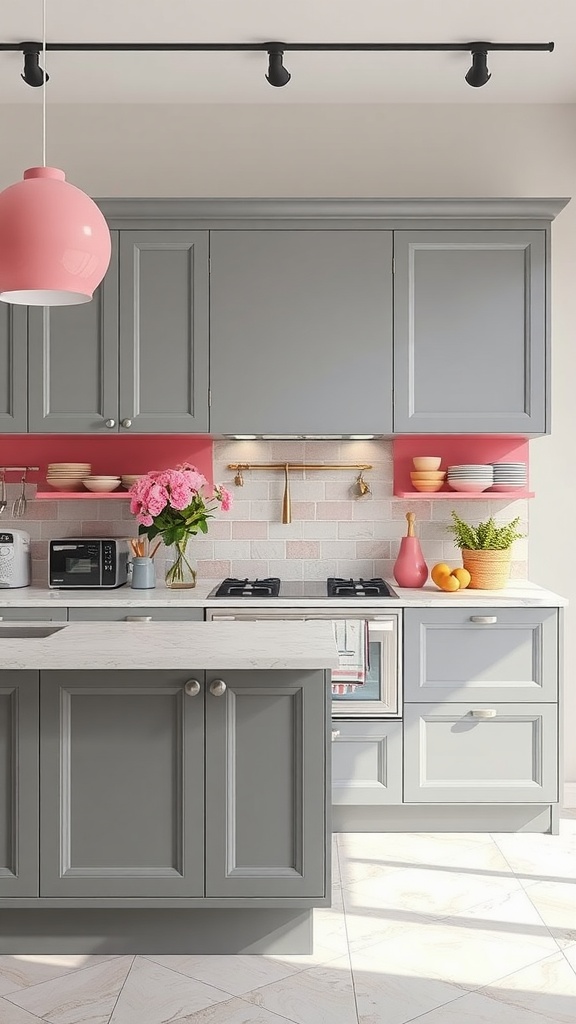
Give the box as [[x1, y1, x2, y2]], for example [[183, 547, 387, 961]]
[[205, 670, 328, 897], [28, 233, 119, 433], [404, 608, 558, 703], [210, 230, 393, 435], [393, 230, 546, 434], [0, 305, 27, 432], [119, 231, 209, 432], [0, 672, 38, 897], [404, 703, 557, 803], [40, 669, 204, 897], [332, 720, 402, 805]]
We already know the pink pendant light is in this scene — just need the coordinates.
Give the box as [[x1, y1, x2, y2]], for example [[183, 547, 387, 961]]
[[0, 0, 111, 305]]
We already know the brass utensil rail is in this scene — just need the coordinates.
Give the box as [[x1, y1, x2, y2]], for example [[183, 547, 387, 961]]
[[228, 462, 373, 524]]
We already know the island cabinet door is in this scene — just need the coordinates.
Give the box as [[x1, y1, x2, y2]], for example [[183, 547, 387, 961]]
[[40, 670, 205, 898], [0, 672, 39, 897], [205, 670, 328, 898]]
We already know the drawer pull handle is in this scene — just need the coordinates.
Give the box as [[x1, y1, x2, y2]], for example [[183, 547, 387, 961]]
[[471, 709, 497, 719], [125, 615, 153, 622], [470, 616, 498, 624], [209, 679, 227, 697], [331, 730, 341, 741], [184, 679, 201, 697]]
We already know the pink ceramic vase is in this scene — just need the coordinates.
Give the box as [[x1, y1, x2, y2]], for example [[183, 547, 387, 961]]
[[393, 512, 428, 588]]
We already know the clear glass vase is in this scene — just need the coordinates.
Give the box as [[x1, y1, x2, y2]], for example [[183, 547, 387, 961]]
[[164, 537, 197, 589]]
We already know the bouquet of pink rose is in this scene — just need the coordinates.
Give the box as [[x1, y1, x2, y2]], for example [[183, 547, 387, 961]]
[[129, 464, 232, 588]]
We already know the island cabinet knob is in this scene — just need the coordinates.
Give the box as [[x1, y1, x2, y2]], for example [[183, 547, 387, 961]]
[[209, 679, 227, 697], [121, 418, 133, 429], [184, 679, 201, 697], [104, 418, 116, 429]]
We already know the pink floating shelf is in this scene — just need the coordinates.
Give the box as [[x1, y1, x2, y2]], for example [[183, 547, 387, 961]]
[[393, 435, 533, 500], [395, 490, 534, 500], [36, 491, 131, 500]]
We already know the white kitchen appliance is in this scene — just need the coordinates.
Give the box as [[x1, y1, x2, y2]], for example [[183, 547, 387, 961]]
[[0, 529, 31, 588]]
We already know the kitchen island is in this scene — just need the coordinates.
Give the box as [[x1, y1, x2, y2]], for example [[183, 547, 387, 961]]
[[0, 620, 338, 954]]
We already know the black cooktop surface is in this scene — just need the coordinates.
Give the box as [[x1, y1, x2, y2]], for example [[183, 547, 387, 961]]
[[209, 577, 398, 599]]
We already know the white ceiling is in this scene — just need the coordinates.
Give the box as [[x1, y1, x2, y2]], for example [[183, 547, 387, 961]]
[[0, 0, 574, 104]]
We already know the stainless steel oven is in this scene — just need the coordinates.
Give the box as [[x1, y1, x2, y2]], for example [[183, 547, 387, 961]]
[[206, 607, 401, 717]]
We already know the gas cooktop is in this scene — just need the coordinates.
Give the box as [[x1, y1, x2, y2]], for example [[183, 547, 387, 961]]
[[208, 577, 398, 599]]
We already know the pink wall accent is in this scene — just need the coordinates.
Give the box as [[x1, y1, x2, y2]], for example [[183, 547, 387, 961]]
[[393, 436, 531, 498], [0, 435, 214, 489]]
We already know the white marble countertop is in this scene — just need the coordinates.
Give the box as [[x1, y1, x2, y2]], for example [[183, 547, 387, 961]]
[[0, 580, 567, 608], [0, 620, 339, 671]]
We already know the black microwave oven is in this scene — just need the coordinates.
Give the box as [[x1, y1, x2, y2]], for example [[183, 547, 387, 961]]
[[49, 539, 129, 589]]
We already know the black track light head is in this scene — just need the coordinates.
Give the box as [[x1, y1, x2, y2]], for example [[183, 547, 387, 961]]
[[465, 46, 491, 87], [266, 45, 291, 87], [21, 43, 49, 87]]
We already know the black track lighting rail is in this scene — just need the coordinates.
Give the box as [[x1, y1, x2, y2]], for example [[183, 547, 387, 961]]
[[1, 39, 554, 89]]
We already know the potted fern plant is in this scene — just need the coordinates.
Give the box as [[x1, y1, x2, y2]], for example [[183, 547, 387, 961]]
[[448, 511, 524, 590]]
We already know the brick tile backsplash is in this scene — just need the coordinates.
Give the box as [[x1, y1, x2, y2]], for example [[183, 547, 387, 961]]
[[4, 440, 529, 583]]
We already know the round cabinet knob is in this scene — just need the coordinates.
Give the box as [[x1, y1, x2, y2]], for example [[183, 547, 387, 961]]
[[209, 679, 227, 697], [121, 418, 133, 429], [184, 679, 201, 697], [105, 418, 116, 429]]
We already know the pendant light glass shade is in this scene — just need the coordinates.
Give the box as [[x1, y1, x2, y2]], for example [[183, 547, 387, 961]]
[[0, 167, 111, 305]]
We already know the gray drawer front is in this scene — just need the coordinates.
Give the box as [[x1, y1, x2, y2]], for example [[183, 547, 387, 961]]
[[0, 607, 67, 622], [404, 608, 558, 702], [404, 703, 557, 804], [68, 607, 203, 622], [332, 720, 402, 805]]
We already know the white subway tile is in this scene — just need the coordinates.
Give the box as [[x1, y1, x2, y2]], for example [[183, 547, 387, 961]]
[[301, 559, 339, 581], [214, 540, 250, 560], [251, 540, 285, 560], [321, 541, 356, 559], [338, 521, 373, 540], [268, 521, 303, 539], [269, 559, 303, 580], [230, 560, 268, 579], [302, 521, 339, 540], [336, 559, 375, 578], [352, 499, 392, 521]]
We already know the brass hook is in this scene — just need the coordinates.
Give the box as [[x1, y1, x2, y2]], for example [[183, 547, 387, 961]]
[[234, 466, 244, 487], [355, 471, 371, 497]]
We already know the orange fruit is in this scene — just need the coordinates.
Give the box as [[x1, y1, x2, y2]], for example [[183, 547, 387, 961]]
[[452, 567, 471, 589], [438, 574, 461, 592], [431, 562, 452, 586]]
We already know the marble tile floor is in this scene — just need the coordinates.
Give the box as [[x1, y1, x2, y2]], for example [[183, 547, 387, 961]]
[[2, 812, 576, 1024]]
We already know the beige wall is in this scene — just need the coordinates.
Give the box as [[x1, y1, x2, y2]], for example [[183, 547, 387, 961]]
[[0, 102, 574, 783]]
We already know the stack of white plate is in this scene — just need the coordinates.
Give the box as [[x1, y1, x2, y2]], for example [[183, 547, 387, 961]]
[[46, 463, 92, 491], [447, 464, 494, 493], [490, 462, 527, 492]]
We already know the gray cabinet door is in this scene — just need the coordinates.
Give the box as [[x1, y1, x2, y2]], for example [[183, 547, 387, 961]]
[[0, 306, 28, 432], [28, 233, 119, 433], [210, 230, 393, 435], [205, 669, 328, 897], [40, 669, 205, 897], [0, 672, 38, 897], [393, 230, 546, 434], [404, 608, 558, 703], [332, 720, 402, 805], [404, 702, 557, 803], [119, 231, 209, 433], [0, 609, 67, 622]]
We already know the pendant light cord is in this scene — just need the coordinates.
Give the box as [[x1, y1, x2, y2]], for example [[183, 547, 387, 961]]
[[42, 0, 46, 166]]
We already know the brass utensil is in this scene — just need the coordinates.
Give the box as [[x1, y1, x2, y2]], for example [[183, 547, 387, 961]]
[[234, 466, 245, 486], [356, 471, 371, 497], [281, 464, 291, 524], [12, 470, 27, 518]]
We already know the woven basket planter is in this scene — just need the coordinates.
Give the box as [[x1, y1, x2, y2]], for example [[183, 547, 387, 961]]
[[462, 548, 512, 590]]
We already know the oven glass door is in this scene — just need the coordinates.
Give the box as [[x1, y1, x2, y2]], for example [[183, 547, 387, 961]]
[[50, 543, 101, 587], [208, 610, 400, 717]]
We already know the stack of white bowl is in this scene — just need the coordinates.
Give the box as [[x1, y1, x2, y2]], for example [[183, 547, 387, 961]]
[[447, 464, 494, 493], [490, 462, 527, 492], [82, 475, 122, 493], [46, 463, 92, 491]]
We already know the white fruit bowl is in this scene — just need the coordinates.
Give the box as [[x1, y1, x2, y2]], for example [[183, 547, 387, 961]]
[[82, 479, 122, 493], [447, 480, 491, 493], [46, 478, 85, 491]]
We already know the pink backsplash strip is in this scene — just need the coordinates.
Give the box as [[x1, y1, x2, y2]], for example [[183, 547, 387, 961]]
[[4, 440, 529, 584]]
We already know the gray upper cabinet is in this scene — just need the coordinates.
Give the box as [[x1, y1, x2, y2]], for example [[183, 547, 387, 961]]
[[205, 669, 328, 898], [28, 233, 119, 433], [393, 230, 547, 434], [40, 669, 205, 897], [0, 672, 38, 897], [0, 305, 27, 432], [209, 230, 393, 436], [118, 231, 209, 433]]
